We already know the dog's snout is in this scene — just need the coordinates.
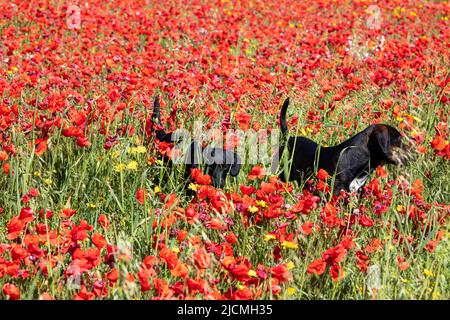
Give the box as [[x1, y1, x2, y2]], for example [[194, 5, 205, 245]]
[[391, 140, 417, 166]]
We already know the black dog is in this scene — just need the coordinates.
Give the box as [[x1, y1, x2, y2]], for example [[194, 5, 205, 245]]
[[151, 97, 241, 189], [274, 98, 413, 194]]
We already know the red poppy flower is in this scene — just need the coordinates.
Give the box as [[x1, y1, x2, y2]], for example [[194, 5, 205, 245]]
[[330, 264, 343, 282], [138, 268, 153, 292], [193, 248, 212, 270], [34, 139, 48, 156], [431, 135, 447, 152], [62, 126, 84, 138], [411, 179, 423, 198], [142, 256, 159, 269], [3, 283, 20, 300], [159, 247, 178, 270], [190, 168, 212, 185], [240, 185, 256, 195], [424, 240, 437, 253], [98, 214, 110, 230], [0, 150, 8, 161], [73, 286, 95, 300], [177, 230, 189, 242], [323, 245, 347, 265], [136, 188, 146, 205], [360, 214, 374, 227], [301, 221, 315, 235], [38, 208, 53, 219], [316, 169, 330, 180], [107, 268, 119, 283], [11, 245, 28, 261], [206, 218, 227, 230], [28, 188, 39, 197], [225, 233, 238, 244], [271, 263, 292, 282], [153, 278, 173, 299], [260, 181, 276, 193], [61, 208, 76, 218], [307, 259, 326, 275], [91, 232, 107, 249], [376, 166, 387, 178], [76, 136, 91, 148], [7, 217, 24, 240], [366, 238, 382, 254], [397, 256, 410, 271], [2, 163, 10, 174], [170, 262, 189, 278], [248, 165, 265, 180]]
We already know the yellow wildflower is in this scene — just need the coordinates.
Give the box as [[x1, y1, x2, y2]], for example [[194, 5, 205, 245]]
[[248, 206, 258, 213], [287, 287, 296, 295], [423, 269, 434, 277], [129, 146, 146, 154], [432, 291, 440, 299], [264, 234, 276, 241], [281, 241, 298, 249], [171, 247, 180, 253], [256, 200, 267, 208], [188, 183, 198, 191], [301, 127, 307, 136], [114, 163, 126, 172], [111, 151, 120, 159], [286, 261, 295, 270], [247, 270, 257, 277], [127, 160, 138, 171]]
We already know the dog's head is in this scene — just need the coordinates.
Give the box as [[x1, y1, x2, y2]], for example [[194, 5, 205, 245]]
[[369, 124, 416, 166], [203, 147, 241, 188]]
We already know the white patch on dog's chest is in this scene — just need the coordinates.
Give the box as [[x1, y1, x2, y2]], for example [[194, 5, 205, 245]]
[[349, 173, 369, 192]]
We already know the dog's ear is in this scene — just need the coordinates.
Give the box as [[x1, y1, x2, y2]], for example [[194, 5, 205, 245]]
[[370, 125, 392, 157], [230, 152, 241, 177]]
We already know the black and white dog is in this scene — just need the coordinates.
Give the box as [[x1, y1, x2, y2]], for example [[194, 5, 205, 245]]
[[151, 97, 241, 189], [274, 98, 414, 194]]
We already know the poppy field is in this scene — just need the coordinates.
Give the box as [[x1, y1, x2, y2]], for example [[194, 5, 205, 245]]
[[0, 0, 449, 300]]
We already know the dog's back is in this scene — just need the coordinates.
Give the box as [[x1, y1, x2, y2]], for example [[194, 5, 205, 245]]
[[276, 98, 413, 194]]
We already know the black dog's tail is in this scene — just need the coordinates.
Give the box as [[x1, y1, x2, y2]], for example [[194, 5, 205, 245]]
[[280, 97, 289, 137], [152, 96, 174, 143], [152, 96, 161, 124]]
